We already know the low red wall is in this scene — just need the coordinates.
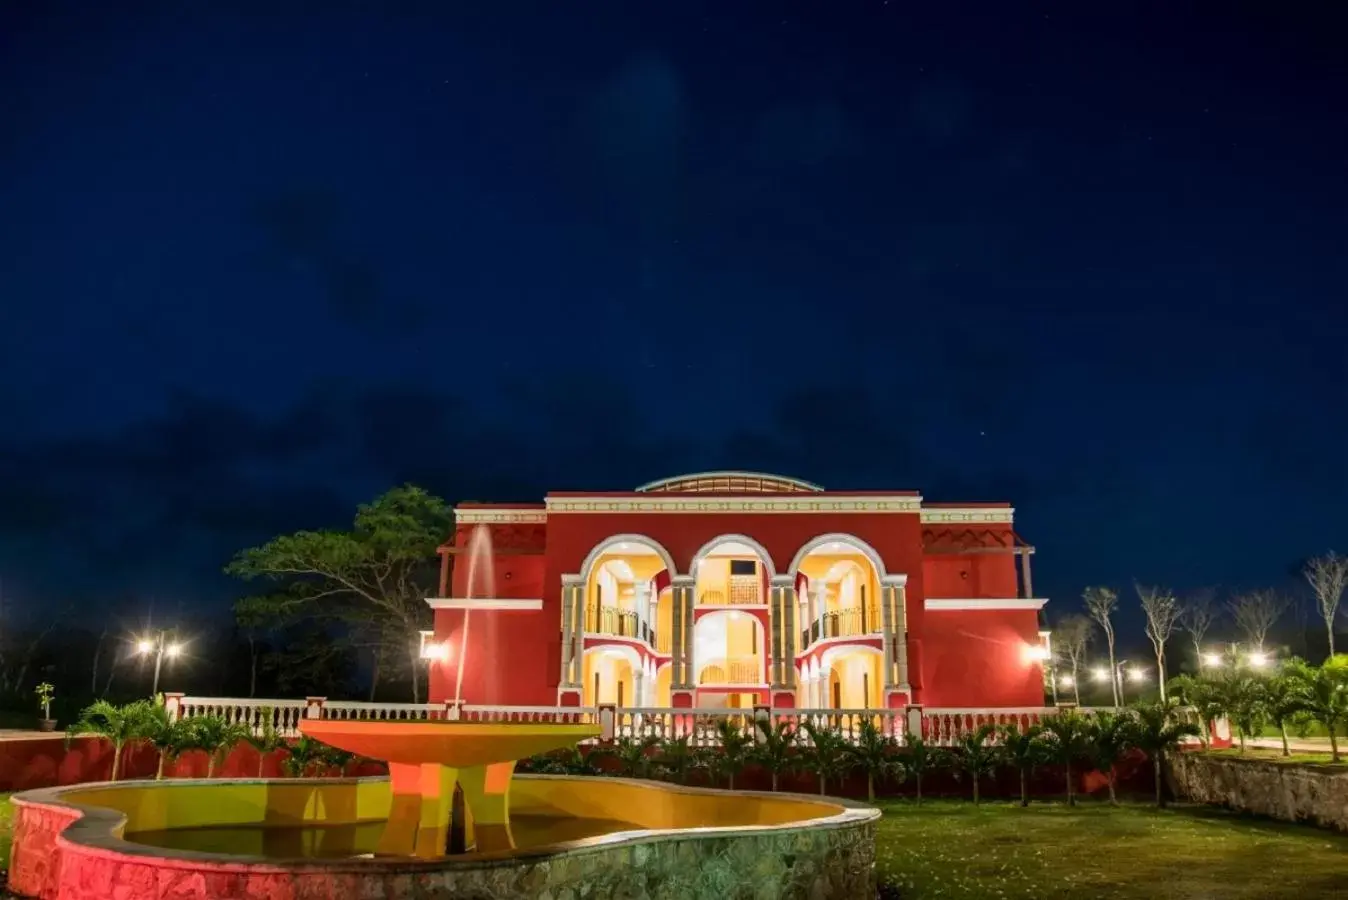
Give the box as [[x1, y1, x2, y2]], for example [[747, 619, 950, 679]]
[[0, 737, 385, 792]]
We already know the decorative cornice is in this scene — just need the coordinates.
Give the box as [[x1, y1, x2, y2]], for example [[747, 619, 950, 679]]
[[920, 508, 1014, 524], [924, 598, 1047, 611], [879, 574, 910, 588], [453, 508, 547, 525], [424, 598, 544, 610], [545, 496, 922, 515]]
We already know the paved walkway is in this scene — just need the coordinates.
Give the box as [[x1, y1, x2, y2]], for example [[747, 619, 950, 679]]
[[1247, 736, 1336, 753]]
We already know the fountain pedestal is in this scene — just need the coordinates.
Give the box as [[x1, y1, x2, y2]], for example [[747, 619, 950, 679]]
[[299, 720, 600, 857]]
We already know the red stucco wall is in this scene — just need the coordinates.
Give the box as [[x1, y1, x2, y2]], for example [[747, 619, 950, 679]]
[[923, 552, 1019, 598], [919, 609, 1046, 707]]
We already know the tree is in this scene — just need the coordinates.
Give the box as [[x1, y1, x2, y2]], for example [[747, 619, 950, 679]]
[[1303, 552, 1348, 657], [950, 723, 1000, 805], [1167, 674, 1222, 749], [188, 715, 252, 778], [144, 703, 198, 780], [1040, 711, 1093, 806], [605, 735, 660, 779], [1228, 589, 1287, 652], [1131, 700, 1200, 807], [1260, 671, 1306, 758], [710, 719, 753, 790], [752, 719, 798, 792], [1053, 614, 1092, 705], [67, 700, 156, 782], [657, 735, 699, 785], [849, 719, 905, 802], [281, 736, 327, 777], [243, 708, 288, 777], [1083, 587, 1120, 706], [1181, 588, 1219, 670], [800, 722, 853, 796], [1215, 670, 1266, 751], [999, 723, 1048, 807], [227, 486, 453, 702], [1284, 657, 1348, 763], [1136, 582, 1181, 700], [1087, 711, 1134, 805], [900, 734, 944, 804]]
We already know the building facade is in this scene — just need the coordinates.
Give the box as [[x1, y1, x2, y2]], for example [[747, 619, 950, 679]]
[[426, 472, 1049, 712]]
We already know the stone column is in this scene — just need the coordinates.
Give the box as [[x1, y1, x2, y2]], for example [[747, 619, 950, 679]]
[[633, 581, 651, 639], [769, 575, 798, 706], [671, 575, 696, 694], [1019, 549, 1034, 599], [880, 575, 911, 704], [559, 575, 585, 697], [812, 583, 827, 640], [632, 670, 643, 709]]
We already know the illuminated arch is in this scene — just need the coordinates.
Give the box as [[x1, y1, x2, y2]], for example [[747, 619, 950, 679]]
[[787, 533, 888, 580], [688, 533, 778, 579], [576, 534, 678, 580]]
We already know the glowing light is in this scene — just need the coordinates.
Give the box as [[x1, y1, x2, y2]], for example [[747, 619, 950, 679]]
[[420, 641, 450, 662], [1202, 653, 1223, 668], [1023, 645, 1050, 663], [1059, 675, 1075, 687], [165, 643, 183, 658], [1128, 668, 1147, 682], [1247, 652, 1269, 669], [1092, 668, 1110, 682], [136, 639, 154, 654]]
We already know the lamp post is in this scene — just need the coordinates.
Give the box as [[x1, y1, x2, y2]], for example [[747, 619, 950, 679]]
[[1092, 659, 1144, 706], [136, 631, 182, 697]]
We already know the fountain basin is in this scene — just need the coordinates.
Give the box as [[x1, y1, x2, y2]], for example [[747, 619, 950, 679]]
[[9, 775, 879, 899]]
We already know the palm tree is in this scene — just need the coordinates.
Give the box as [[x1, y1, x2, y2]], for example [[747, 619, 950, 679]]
[[951, 723, 1000, 805], [321, 745, 356, 777], [281, 736, 326, 777], [604, 735, 660, 779], [998, 723, 1048, 807], [1040, 711, 1094, 806], [1167, 674, 1222, 750], [144, 703, 198, 780], [188, 715, 252, 778], [1215, 671, 1267, 751], [849, 719, 905, 802], [711, 719, 754, 790], [68, 699, 156, 782], [1086, 710, 1134, 805], [657, 735, 699, 784], [1131, 700, 1200, 807], [1260, 671, 1307, 757], [242, 708, 288, 778], [900, 734, 945, 805], [752, 719, 798, 792], [1285, 658, 1348, 762], [800, 721, 853, 796]]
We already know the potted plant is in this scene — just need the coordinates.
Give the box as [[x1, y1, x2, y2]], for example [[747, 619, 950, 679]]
[[36, 682, 56, 731]]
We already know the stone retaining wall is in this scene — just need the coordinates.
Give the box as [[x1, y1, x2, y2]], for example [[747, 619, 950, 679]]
[[1167, 753, 1348, 831]]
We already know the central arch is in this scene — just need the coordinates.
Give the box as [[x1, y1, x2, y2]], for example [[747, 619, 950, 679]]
[[576, 534, 678, 580], [787, 533, 888, 579], [689, 533, 778, 579]]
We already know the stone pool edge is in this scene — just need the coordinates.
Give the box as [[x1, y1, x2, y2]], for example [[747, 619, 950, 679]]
[[9, 775, 880, 899]]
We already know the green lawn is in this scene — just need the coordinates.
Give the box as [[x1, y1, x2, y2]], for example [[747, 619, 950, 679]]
[[0, 793, 12, 871], [875, 800, 1348, 899]]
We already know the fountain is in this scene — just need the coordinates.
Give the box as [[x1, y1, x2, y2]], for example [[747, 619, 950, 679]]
[[6, 522, 879, 898]]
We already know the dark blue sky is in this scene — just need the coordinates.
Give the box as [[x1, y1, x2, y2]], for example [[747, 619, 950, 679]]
[[2, 2, 1346, 623]]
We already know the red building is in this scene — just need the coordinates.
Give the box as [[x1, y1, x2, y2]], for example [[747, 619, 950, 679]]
[[427, 472, 1049, 713]]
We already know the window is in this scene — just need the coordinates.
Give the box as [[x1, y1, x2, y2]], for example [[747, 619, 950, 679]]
[[729, 559, 757, 576]]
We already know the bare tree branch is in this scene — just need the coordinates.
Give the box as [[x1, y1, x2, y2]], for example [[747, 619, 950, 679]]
[[1180, 587, 1219, 664], [1137, 581, 1181, 700], [1303, 551, 1348, 657], [1052, 613, 1093, 705], [1082, 586, 1120, 706], [1227, 589, 1287, 652]]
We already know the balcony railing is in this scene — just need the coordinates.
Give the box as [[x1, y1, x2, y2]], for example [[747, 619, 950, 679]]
[[697, 656, 763, 685], [697, 575, 763, 606], [800, 607, 882, 648], [586, 605, 655, 646]]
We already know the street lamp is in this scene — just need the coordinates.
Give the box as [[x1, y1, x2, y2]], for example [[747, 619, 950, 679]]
[[135, 631, 182, 696]]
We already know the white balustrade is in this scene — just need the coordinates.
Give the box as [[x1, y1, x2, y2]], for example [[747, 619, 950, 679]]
[[177, 697, 309, 737]]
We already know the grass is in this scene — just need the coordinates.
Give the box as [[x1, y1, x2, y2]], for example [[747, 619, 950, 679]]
[[874, 800, 1348, 899], [1206, 747, 1344, 766], [0, 794, 12, 871]]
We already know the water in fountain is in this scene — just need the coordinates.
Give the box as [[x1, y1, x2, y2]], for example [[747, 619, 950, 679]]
[[454, 524, 498, 703]]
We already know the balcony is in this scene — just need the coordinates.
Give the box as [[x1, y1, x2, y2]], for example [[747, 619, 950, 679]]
[[697, 656, 764, 685], [800, 607, 882, 648], [698, 574, 764, 606], [586, 605, 656, 647]]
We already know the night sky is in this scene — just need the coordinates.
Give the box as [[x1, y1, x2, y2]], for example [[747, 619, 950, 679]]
[[3, 3, 1346, 630]]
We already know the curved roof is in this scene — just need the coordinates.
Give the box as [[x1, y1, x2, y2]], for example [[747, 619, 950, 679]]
[[635, 471, 824, 494]]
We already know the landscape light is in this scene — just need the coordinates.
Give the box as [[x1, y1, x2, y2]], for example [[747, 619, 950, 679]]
[[1202, 653, 1223, 668], [1128, 668, 1146, 682], [136, 639, 155, 654], [421, 641, 450, 662], [1247, 652, 1269, 669], [1058, 674, 1075, 688], [1023, 645, 1050, 663], [1091, 668, 1109, 682], [165, 643, 183, 658]]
